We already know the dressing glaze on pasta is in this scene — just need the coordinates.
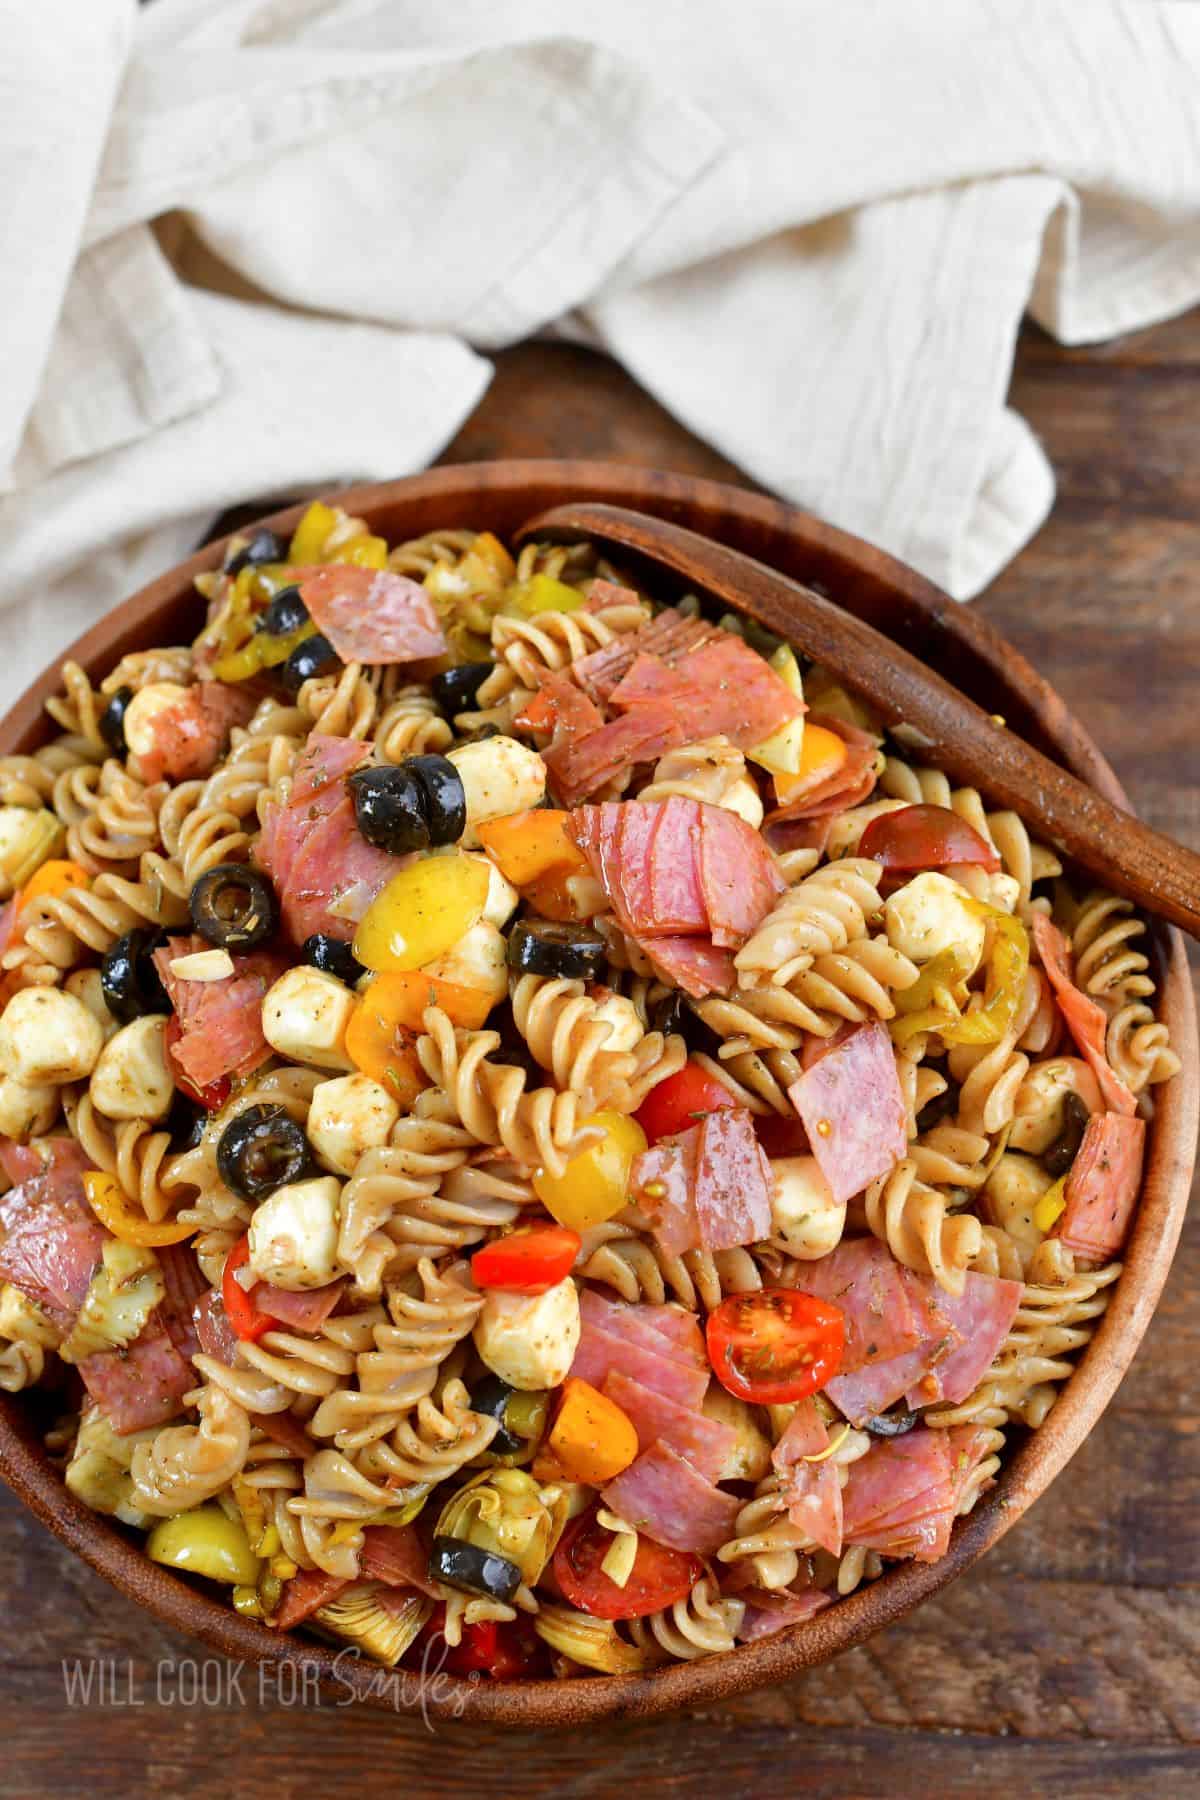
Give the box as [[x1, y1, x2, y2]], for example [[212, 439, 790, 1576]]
[[0, 507, 1178, 1677]]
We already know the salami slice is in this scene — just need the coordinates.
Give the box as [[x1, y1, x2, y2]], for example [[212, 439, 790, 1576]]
[[299, 565, 446, 665]]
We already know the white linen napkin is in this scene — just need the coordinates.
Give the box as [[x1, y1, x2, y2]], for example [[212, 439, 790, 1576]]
[[3, 0, 1200, 710]]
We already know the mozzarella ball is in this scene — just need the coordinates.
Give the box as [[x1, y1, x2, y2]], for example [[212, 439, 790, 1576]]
[[122, 682, 189, 760], [983, 1151, 1048, 1265], [588, 988, 644, 1054], [884, 871, 988, 968], [768, 1155, 846, 1259], [262, 967, 356, 1070], [0, 988, 104, 1084], [447, 736, 547, 847], [65, 969, 120, 1042], [472, 1276, 581, 1390], [467, 855, 520, 929], [0, 1076, 59, 1140], [307, 1073, 399, 1177], [248, 1176, 343, 1290], [1009, 1057, 1101, 1155], [422, 919, 508, 1009], [89, 1016, 174, 1121]]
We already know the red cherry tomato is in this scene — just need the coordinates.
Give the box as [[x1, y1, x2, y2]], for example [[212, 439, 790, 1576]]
[[165, 1015, 232, 1111], [408, 1607, 542, 1679], [551, 1506, 702, 1620], [706, 1288, 845, 1404], [221, 1234, 273, 1344], [471, 1223, 581, 1293], [858, 804, 1000, 874], [634, 1060, 736, 1145]]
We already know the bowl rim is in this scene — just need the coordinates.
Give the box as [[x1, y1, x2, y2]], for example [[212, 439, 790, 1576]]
[[0, 459, 1194, 1728]]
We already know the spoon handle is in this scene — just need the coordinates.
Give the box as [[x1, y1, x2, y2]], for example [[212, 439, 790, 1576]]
[[518, 501, 1200, 940]]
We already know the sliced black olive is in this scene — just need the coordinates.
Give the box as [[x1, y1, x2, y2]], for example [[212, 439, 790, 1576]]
[[258, 585, 309, 637], [98, 687, 134, 757], [1044, 1090, 1090, 1178], [916, 1079, 960, 1136], [863, 1408, 920, 1438], [165, 1089, 207, 1152], [302, 934, 364, 985], [224, 527, 287, 576], [281, 633, 341, 694], [216, 1104, 311, 1203], [428, 1536, 522, 1605], [648, 991, 723, 1057], [487, 1001, 545, 1084], [406, 754, 466, 847], [349, 766, 431, 855], [100, 929, 170, 1023], [459, 723, 503, 744], [189, 864, 278, 950], [507, 919, 607, 982], [470, 1375, 523, 1457], [431, 663, 494, 718]]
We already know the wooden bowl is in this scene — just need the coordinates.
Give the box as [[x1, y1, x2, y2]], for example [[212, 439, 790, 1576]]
[[1, 463, 1194, 1726]]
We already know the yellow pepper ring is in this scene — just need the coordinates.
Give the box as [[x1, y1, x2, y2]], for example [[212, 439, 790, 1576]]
[[83, 1170, 196, 1247]]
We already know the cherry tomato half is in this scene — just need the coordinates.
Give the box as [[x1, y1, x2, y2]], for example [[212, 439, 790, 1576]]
[[858, 804, 1000, 874], [551, 1506, 701, 1620], [634, 1060, 735, 1145], [221, 1234, 273, 1344], [705, 1288, 845, 1404], [166, 1015, 232, 1112], [471, 1223, 581, 1293], [409, 1607, 543, 1679]]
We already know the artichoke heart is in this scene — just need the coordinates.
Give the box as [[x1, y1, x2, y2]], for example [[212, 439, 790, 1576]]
[[533, 1603, 658, 1675], [59, 1239, 164, 1364], [65, 1405, 159, 1527], [434, 1468, 569, 1590], [313, 1584, 432, 1667], [0, 1282, 61, 1351], [0, 806, 66, 889]]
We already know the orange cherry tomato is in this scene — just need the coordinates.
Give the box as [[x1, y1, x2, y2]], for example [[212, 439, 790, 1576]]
[[634, 1060, 736, 1144], [346, 972, 493, 1105], [772, 724, 847, 804], [551, 1506, 701, 1621], [18, 859, 89, 915], [470, 1223, 581, 1293], [706, 1288, 845, 1404]]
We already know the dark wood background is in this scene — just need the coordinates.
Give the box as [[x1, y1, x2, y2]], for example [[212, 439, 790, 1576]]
[[2, 316, 1197, 1800]]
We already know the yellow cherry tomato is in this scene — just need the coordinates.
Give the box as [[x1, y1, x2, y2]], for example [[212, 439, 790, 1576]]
[[147, 1505, 260, 1586], [332, 533, 389, 570], [353, 852, 491, 974], [83, 1170, 195, 1246], [532, 1111, 647, 1230]]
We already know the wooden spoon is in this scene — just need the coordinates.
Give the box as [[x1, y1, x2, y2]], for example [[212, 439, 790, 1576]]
[[516, 500, 1200, 939]]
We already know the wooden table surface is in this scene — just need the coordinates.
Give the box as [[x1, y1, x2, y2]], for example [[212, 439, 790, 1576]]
[[2, 317, 1198, 1800]]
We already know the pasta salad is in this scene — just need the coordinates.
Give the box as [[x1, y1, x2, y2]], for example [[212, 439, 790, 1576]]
[[0, 504, 1179, 1677]]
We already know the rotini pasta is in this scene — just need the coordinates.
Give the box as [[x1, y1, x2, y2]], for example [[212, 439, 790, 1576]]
[[0, 503, 1173, 1685]]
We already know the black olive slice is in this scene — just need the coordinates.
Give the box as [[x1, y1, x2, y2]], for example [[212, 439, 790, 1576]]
[[216, 1104, 311, 1203], [165, 1089, 207, 1152], [648, 991, 723, 1057], [349, 766, 432, 856], [427, 1536, 522, 1604], [224, 528, 287, 576], [430, 663, 494, 718], [507, 920, 607, 982], [862, 1409, 920, 1438], [302, 934, 364, 985], [98, 687, 134, 757], [100, 929, 170, 1023], [281, 633, 341, 694], [1044, 1090, 1090, 1177], [469, 1375, 522, 1457], [406, 754, 466, 847], [189, 864, 278, 950], [259, 585, 309, 637]]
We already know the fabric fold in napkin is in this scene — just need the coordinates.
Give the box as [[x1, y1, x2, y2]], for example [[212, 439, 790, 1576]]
[[3, 0, 1200, 708]]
